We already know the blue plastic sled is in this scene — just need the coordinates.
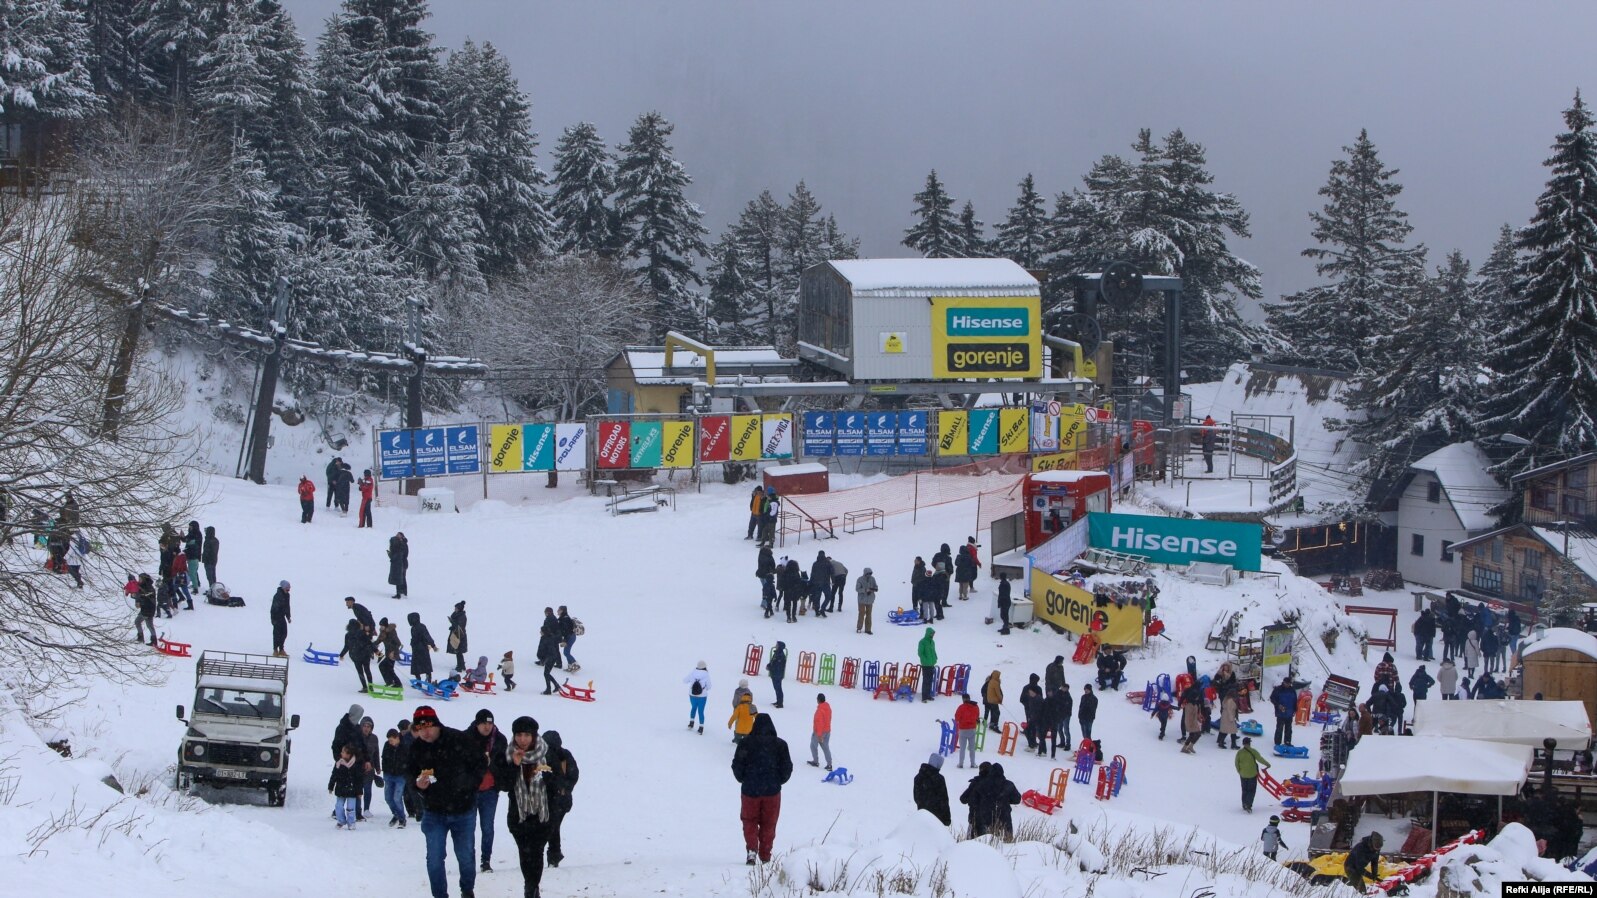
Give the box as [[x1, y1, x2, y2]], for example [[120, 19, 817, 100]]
[[411, 677, 459, 700], [1273, 743, 1309, 758], [894, 683, 916, 702], [1309, 711, 1342, 726], [938, 720, 956, 756], [1239, 720, 1264, 737], [398, 650, 412, 668], [888, 609, 922, 626], [303, 643, 340, 666], [822, 767, 853, 785]]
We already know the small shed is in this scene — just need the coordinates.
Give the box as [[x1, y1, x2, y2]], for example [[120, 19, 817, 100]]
[[764, 463, 829, 496], [1519, 627, 1597, 728]]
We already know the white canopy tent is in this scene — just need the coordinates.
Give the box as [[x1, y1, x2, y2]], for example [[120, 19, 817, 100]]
[[1340, 735, 1533, 851], [1410, 700, 1593, 748]]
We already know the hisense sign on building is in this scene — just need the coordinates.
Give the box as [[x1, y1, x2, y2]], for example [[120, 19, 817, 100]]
[[1086, 512, 1263, 571]]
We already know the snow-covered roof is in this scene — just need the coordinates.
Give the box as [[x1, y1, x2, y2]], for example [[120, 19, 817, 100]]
[[1530, 526, 1597, 583], [1411, 699, 1592, 746], [1409, 442, 1509, 533], [197, 675, 284, 695], [618, 346, 794, 386], [1511, 451, 1597, 485], [1339, 735, 1532, 796], [1029, 470, 1109, 484], [766, 463, 827, 477], [1519, 626, 1597, 662], [828, 258, 1039, 294]]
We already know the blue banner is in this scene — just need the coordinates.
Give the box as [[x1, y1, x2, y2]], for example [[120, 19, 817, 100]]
[[835, 411, 866, 456], [445, 425, 480, 474], [413, 427, 447, 476], [802, 411, 834, 457], [896, 410, 928, 455], [523, 423, 556, 471], [968, 409, 999, 455], [378, 429, 414, 480], [866, 412, 896, 456]]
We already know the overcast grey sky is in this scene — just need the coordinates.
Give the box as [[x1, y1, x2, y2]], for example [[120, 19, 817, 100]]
[[282, 1, 1596, 308]]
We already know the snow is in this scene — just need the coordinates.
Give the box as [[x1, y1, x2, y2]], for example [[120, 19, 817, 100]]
[[620, 346, 793, 385], [1518, 626, 1597, 661], [1410, 699, 1593, 747], [1530, 526, 1597, 583], [828, 258, 1039, 293], [1410, 442, 1508, 533], [1029, 470, 1102, 484], [1339, 736, 1532, 796], [766, 462, 827, 476]]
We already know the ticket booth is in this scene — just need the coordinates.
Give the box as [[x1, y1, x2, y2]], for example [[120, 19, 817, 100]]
[[1023, 470, 1111, 550]]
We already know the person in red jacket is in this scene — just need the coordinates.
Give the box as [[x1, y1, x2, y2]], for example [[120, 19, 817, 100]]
[[807, 693, 833, 771], [953, 693, 980, 768], [297, 476, 315, 523], [357, 470, 376, 528]]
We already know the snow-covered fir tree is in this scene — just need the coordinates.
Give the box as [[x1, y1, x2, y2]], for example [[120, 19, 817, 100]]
[[1476, 94, 1597, 480], [705, 232, 753, 343], [903, 169, 963, 257], [1336, 250, 1484, 506], [957, 201, 986, 256], [993, 173, 1048, 269], [613, 111, 708, 338], [67, 0, 154, 102], [443, 40, 551, 278], [819, 213, 859, 261], [311, 14, 391, 234], [195, 3, 271, 147], [393, 142, 487, 299], [734, 189, 785, 345], [550, 121, 620, 257], [779, 181, 826, 293], [209, 143, 292, 322], [1265, 129, 1425, 371], [281, 208, 421, 354], [133, 0, 220, 108], [0, 0, 100, 121], [1474, 223, 1518, 358], [241, 0, 318, 221]]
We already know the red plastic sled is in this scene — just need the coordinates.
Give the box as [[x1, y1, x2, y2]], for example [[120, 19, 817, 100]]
[[558, 679, 596, 702], [460, 673, 496, 695], [155, 635, 192, 657], [1021, 789, 1061, 815]]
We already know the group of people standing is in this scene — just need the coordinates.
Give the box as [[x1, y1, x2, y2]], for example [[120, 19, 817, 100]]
[[129, 519, 221, 646], [1411, 597, 1520, 678], [297, 460, 377, 527]]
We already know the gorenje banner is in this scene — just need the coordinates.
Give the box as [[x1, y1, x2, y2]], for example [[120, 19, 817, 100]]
[[1087, 512, 1263, 571]]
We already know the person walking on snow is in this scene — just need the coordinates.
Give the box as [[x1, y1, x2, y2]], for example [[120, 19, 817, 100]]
[[954, 693, 980, 767], [829, 557, 848, 613], [358, 470, 376, 528], [467, 709, 506, 873], [329, 742, 363, 828], [917, 628, 938, 702], [1044, 686, 1073, 758], [1410, 665, 1435, 701], [731, 713, 792, 865], [133, 573, 157, 646], [1213, 662, 1241, 749], [809, 551, 833, 616], [297, 476, 315, 523], [1234, 736, 1270, 812], [954, 536, 980, 601], [981, 671, 1003, 731], [536, 620, 561, 695], [685, 662, 711, 734], [996, 572, 1012, 633], [746, 486, 764, 540], [767, 641, 787, 708], [855, 568, 877, 634], [542, 729, 578, 869], [1437, 658, 1459, 700], [406, 705, 488, 898], [447, 602, 469, 674], [1260, 815, 1288, 860], [1019, 674, 1044, 750], [1078, 684, 1099, 742], [1270, 679, 1298, 747], [492, 716, 552, 898], [807, 693, 833, 770], [914, 752, 951, 825], [728, 693, 757, 743], [1413, 608, 1437, 661], [325, 457, 341, 508], [756, 546, 776, 617], [201, 525, 219, 588], [557, 606, 579, 671], [388, 532, 409, 598], [408, 612, 437, 684], [341, 619, 375, 693], [270, 580, 292, 657], [182, 521, 202, 592]]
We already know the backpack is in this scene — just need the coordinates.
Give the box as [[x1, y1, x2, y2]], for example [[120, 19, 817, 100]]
[[572, 618, 585, 636], [691, 677, 703, 696]]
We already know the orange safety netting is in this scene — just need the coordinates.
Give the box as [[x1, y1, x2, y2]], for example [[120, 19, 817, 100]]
[[778, 457, 1029, 536]]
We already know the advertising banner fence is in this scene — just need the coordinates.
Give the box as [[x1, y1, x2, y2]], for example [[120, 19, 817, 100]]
[[1087, 512, 1263, 571], [1030, 567, 1144, 645]]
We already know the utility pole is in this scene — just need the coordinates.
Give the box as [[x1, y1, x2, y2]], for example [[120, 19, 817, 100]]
[[403, 296, 427, 496], [101, 239, 158, 440], [245, 278, 290, 484]]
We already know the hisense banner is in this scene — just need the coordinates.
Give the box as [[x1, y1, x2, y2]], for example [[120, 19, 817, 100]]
[[1086, 512, 1263, 571]]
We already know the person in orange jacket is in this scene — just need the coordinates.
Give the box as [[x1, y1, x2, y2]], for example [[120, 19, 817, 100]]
[[807, 693, 833, 770], [729, 693, 757, 743], [297, 476, 316, 523], [357, 470, 376, 528]]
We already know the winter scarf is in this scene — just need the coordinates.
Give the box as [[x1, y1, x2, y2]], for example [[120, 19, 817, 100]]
[[506, 737, 550, 824]]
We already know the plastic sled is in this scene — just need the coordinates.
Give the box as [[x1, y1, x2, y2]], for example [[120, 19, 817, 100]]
[[893, 683, 916, 702], [1239, 719, 1264, 737], [460, 675, 496, 695], [303, 643, 341, 666], [888, 608, 922, 626], [1309, 710, 1342, 727], [559, 679, 596, 702], [397, 650, 412, 668], [155, 636, 192, 657], [938, 720, 956, 756], [1021, 789, 1060, 815], [411, 677, 458, 700], [367, 684, 405, 701], [1273, 743, 1309, 758], [1127, 690, 1148, 705], [821, 767, 853, 785]]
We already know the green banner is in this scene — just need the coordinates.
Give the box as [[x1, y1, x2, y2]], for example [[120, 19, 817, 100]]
[[630, 420, 662, 468], [522, 423, 555, 471], [1087, 512, 1263, 571], [967, 408, 998, 455]]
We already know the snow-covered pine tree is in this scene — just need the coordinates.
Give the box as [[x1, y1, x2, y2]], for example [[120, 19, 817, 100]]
[[133, 0, 219, 109], [778, 181, 824, 294], [819, 213, 858, 261], [1336, 250, 1485, 507], [393, 141, 487, 300], [956, 201, 986, 257], [195, 3, 271, 147], [613, 111, 709, 339], [281, 207, 420, 355], [443, 39, 551, 278], [66, 0, 154, 102], [550, 121, 619, 256], [209, 142, 292, 322], [0, 0, 100, 121], [994, 173, 1048, 269], [1476, 93, 1597, 479], [734, 189, 785, 345], [1474, 223, 1518, 360], [706, 232, 753, 343], [903, 169, 963, 257], [1265, 129, 1425, 371], [249, 0, 319, 223]]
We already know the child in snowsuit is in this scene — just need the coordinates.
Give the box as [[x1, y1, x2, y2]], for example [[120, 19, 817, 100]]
[[1151, 691, 1174, 739], [462, 655, 489, 688], [497, 651, 516, 691], [329, 743, 363, 828], [728, 693, 757, 743], [1260, 815, 1287, 860]]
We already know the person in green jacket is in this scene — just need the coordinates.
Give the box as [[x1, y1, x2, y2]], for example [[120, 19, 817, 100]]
[[1233, 736, 1270, 812], [917, 628, 938, 703]]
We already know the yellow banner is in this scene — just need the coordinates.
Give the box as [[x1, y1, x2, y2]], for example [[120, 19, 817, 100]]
[[1030, 451, 1079, 472], [660, 420, 695, 468], [936, 410, 968, 456], [488, 424, 524, 473], [730, 414, 762, 461], [1030, 567, 1144, 646], [999, 407, 1028, 454], [1061, 403, 1087, 451]]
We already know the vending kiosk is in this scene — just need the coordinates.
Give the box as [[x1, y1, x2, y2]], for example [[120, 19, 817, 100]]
[[1023, 470, 1112, 551]]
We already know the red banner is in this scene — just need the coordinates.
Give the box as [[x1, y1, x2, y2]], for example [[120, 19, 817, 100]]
[[1132, 420, 1155, 466], [596, 421, 631, 469], [698, 415, 730, 462]]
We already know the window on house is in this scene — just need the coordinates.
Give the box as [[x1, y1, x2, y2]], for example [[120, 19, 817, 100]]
[[1471, 566, 1503, 594], [1523, 573, 1544, 601], [1492, 538, 1504, 563], [1568, 466, 1589, 489], [1441, 540, 1455, 563], [1427, 480, 1442, 503], [1562, 494, 1587, 517], [1532, 487, 1556, 511], [1411, 534, 1425, 556], [1524, 548, 1544, 570]]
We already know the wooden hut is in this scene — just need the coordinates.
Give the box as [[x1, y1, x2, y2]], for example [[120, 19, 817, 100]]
[[1519, 628, 1597, 729]]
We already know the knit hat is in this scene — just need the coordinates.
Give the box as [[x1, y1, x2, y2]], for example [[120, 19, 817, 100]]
[[455, 600, 466, 609], [347, 703, 364, 724], [511, 716, 538, 735], [473, 709, 494, 726], [1269, 815, 1280, 823], [279, 580, 290, 589], [928, 752, 944, 770], [697, 660, 707, 669], [739, 678, 749, 687], [412, 705, 439, 728]]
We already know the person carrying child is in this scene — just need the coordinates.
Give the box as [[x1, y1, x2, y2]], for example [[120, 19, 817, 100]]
[[329, 743, 363, 829]]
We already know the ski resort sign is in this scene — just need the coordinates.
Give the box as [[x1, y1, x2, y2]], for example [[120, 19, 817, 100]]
[[376, 425, 482, 480], [1087, 512, 1263, 571]]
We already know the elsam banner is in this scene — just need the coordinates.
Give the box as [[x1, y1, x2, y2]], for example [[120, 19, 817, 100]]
[[698, 415, 731, 462], [378, 429, 414, 480], [730, 415, 762, 461], [761, 414, 794, 459], [661, 420, 695, 468], [802, 412, 834, 457], [522, 423, 555, 471], [866, 412, 896, 456], [630, 420, 663, 468], [596, 420, 630, 469], [999, 408, 1028, 454], [1030, 567, 1144, 645], [445, 425, 480, 474], [413, 427, 447, 476], [488, 424, 523, 473], [967, 409, 998, 455], [897, 410, 928, 455], [554, 423, 587, 471], [1087, 512, 1263, 571], [835, 412, 866, 456], [936, 410, 968, 456]]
